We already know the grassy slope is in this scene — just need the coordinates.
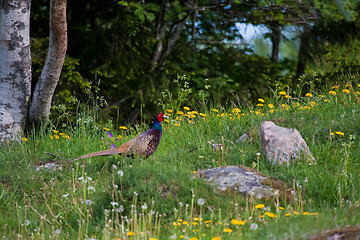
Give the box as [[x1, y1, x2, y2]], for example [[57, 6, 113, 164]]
[[0, 83, 360, 240]]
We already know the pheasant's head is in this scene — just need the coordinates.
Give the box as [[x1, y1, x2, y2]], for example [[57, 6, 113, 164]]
[[155, 113, 164, 122], [151, 113, 164, 131]]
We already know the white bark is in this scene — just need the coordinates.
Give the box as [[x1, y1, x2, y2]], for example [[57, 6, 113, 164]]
[[29, 0, 67, 124], [0, 0, 32, 143]]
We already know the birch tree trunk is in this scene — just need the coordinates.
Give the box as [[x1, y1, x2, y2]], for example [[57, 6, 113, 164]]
[[0, 0, 32, 144], [29, 0, 67, 124]]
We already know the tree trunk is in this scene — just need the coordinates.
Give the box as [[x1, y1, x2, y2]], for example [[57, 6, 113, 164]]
[[29, 0, 67, 125], [295, 24, 311, 83], [150, 0, 170, 71], [270, 25, 281, 63], [0, 0, 32, 144]]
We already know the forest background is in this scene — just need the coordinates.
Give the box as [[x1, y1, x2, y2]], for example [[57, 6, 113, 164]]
[[30, 0, 360, 124]]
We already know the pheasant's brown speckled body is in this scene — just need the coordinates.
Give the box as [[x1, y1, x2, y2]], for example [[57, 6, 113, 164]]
[[72, 113, 164, 161]]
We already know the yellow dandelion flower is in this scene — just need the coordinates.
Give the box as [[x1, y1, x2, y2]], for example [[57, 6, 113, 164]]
[[284, 95, 292, 99], [180, 235, 184, 239], [268, 104, 274, 108], [265, 212, 276, 218], [302, 212, 310, 215], [223, 228, 233, 233], [237, 220, 245, 225], [231, 219, 238, 225], [332, 85, 340, 89], [192, 222, 198, 226], [329, 90, 336, 95], [173, 222, 181, 227], [260, 214, 264, 218], [255, 204, 265, 209], [293, 211, 299, 215], [191, 111, 198, 115], [258, 98, 265, 103], [54, 135, 60, 139], [305, 93, 312, 97], [53, 130, 59, 134], [22, 137, 28, 142], [127, 231, 135, 236], [199, 113, 206, 117], [355, 91, 360, 95], [204, 220, 212, 224], [335, 131, 344, 136], [175, 123, 180, 126], [166, 109, 173, 113], [182, 221, 189, 225], [119, 126, 127, 130], [278, 207, 285, 210], [285, 213, 291, 217], [279, 91, 286, 95], [177, 219, 183, 222], [358, 84, 360, 87], [183, 106, 190, 111], [211, 237, 221, 240], [321, 94, 325, 98], [177, 111, 184, 115], [103, 128, 110, 131], [343, 89, 350, 94], [310, 212, 319, 216], [50, 135, 54, 140], [324, 99, 330, 103], [211, 109, 219, 112], [232, 108, 241, 113], [149, 238, 158, 240], [256, 103, 264, 107], [189, 238, 198, 240]]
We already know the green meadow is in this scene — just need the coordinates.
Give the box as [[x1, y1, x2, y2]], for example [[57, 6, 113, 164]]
[[1, 79, 360, 239]]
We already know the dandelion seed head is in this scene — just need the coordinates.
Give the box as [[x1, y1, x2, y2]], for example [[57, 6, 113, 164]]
[[250, 223, 258, 230], [197, 198, 205, 206]]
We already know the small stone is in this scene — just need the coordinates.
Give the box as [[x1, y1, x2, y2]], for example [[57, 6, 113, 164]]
[[235, 133, 249, 143]]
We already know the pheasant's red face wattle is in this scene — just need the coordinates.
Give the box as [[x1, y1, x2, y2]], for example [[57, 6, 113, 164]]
[[156, 113, 164, 122]]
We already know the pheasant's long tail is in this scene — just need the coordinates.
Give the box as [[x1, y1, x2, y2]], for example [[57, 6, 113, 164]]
[[72, 148, 121, 161]]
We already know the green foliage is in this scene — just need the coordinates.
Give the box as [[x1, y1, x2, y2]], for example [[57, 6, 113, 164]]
[[29, 0, 360, 122]]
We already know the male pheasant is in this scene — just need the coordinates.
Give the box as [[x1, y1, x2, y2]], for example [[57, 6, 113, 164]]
[[72, 113, 164, 161]]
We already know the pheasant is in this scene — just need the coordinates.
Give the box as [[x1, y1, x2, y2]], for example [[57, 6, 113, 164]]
[[72, 113, 164, 161]]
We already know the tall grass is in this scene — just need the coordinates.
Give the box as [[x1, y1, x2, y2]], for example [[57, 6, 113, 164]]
[[0, 78, 360, 239]]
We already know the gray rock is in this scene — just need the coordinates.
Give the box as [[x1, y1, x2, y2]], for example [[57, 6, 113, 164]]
[[35, 162, 63, 172], [197, 165, 293, 201], [236, 133, 249, 143], [260, 121, 315, 165]]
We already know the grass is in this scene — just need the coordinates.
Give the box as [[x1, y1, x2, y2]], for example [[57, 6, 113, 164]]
[[1, 79, 360, 239]]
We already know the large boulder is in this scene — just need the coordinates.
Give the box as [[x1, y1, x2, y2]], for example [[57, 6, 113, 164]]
[[307, 225, 360, 240], [260, 121, 315, 165], [197, 165, 294, 202]]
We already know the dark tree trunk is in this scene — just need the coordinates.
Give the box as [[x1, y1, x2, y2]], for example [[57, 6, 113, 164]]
[[270, 26, 281, 63], [295, 24, 312, 83]]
